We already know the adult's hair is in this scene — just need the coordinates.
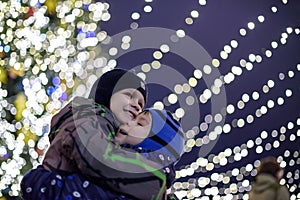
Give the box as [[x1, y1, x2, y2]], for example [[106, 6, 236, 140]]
[[257, 156, 283, 178]]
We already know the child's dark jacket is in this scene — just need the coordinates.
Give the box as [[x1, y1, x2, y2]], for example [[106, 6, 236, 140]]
[[22, 97, 173, 200]]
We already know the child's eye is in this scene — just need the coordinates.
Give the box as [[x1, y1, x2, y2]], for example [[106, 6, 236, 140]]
[[138, 102, 143, 108]]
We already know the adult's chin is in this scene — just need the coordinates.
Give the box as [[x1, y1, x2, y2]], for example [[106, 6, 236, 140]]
[[114, 136, 124, 145], [119, 113, 133, 124]]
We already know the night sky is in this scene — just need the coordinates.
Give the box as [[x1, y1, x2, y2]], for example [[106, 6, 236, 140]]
[[99, 0, 300, 198]]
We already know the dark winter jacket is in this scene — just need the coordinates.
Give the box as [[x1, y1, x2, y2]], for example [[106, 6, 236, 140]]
[[22, 97, 173, 200], [21, 165, 135, 200], [249, 173, 290, 200]]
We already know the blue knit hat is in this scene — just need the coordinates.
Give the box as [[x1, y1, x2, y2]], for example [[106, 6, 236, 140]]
[[88, 68, 147, 108], [135, 109, 185, 164]]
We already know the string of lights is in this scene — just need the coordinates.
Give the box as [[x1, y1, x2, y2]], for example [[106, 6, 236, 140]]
[[115, 0, 299, 199]]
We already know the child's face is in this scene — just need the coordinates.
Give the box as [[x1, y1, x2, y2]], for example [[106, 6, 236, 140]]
[[110, 88, 145, 124], [115, 111, 152, 145]]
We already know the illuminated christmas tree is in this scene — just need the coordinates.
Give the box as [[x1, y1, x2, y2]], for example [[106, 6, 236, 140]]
[[0, 0, 110, 197]]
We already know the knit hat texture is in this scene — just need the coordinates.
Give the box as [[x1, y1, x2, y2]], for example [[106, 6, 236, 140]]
[[135, 109, 185, 164], [88, 68, 147, 108]]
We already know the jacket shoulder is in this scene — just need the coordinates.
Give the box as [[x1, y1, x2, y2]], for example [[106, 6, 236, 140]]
[[48, 97, 118, 142], [277, 185, 290, 200]]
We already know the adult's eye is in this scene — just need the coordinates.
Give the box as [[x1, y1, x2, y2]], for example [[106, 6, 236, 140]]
[[123, 92, 132, 97]]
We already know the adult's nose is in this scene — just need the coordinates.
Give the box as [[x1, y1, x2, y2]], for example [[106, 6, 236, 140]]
[[130, 98, 142, 112]]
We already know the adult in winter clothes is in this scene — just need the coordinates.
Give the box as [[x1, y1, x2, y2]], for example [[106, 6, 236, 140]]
[[21, 68, 182, 200], [249, 156, 290, 200]]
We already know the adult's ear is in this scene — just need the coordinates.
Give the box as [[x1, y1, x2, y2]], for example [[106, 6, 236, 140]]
[[276, 169, 284, 180]]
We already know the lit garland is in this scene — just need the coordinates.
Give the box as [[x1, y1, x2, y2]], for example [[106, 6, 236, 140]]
[[126, 0, 299, 199], [0, 0, 110, 197]]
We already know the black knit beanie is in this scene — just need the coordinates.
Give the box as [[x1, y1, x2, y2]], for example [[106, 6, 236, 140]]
[[88, 68, 147, 108]]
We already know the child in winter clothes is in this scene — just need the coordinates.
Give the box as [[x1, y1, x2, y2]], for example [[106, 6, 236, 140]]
[[21, 68, 184, 200], [115, 108, 185, 166]]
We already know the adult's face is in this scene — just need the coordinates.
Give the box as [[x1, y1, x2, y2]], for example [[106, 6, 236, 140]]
[[110, 88, 145, 124]]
